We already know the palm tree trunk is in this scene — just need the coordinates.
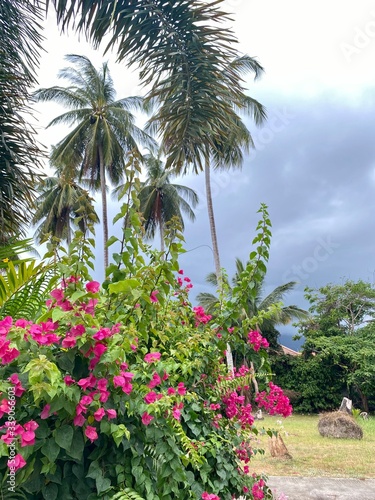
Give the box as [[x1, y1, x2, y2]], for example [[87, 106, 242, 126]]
[[204, 160, 234, 375], [99, 145, 109, 269], [160, 223, 165, 255], [205, 161, 221, 278]]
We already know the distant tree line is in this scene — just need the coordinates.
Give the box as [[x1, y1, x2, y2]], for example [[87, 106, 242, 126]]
[[272, 279, 375, 413]]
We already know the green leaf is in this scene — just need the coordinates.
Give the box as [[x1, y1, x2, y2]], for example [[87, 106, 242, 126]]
[[106, 235, 119, 247], [41, 439, 60, 462], [67, 429, 85, 459], [54, 425, 74, 450], [96, 475, 112, 494], [42, 482, 58, 500], [52, 307, 65, 322], [108, 279, 140, 294]]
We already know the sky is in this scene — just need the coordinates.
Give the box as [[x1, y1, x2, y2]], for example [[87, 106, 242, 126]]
[[33, 0, 375, 349]]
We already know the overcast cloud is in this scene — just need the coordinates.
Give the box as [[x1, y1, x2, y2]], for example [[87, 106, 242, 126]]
[[33, 1, 375, 348]]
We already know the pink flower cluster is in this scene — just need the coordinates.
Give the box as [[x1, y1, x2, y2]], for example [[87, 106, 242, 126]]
[[47, 279, 100, 315], [202, 493, 220, 500], [7, 453, 26, 472], [192, 306, 212, 327], [0, 279, 106, 365], [1, 420, 38, 448], [235, 441, 253, 465], [222, 391, 254, 429], [247, 330, 269, 351], [252, 478, 266, 499], [0, 317, 19, 364], [70, 375, 117, 432], [255, 382, 292, 418], [8, 374, 25, 397]]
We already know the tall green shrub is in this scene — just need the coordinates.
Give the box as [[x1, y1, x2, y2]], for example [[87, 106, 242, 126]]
[[0, 189, 290, 499]]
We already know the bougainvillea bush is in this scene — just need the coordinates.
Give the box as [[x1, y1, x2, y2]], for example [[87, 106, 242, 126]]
[[0, 192, 291, 500]]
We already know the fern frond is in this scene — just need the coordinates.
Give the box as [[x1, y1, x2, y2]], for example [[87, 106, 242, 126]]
[[169, 419, 205, 468], [210, 373, 255, 398], [110, 488, 146, 500], [0, 260, 57, 319]]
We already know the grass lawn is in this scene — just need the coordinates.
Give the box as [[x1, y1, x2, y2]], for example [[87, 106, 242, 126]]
[[250, 414, 375, 478]]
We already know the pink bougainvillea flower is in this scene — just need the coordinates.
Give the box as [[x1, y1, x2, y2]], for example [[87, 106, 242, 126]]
[[80, 394, 94, 406], [252, 480, 265, 500], [172, 402, 183, 421], [93, 343, 107, 358], [14, 318, 30, 328], [122, 381, 133, 395], [178, 269, 184, 274], [144, 391, 158, 404], [193, 306, 212, 326], [78, 376, 96, 391], [144, 352, 161, 363], [94, 408, 105, 421], [7, 454, 26, 472], [73, 414, 86, 427], [141, 412, 154, 426], [93, 327, 112, 341], [50, 288, 64, 301], [81, 298, 98, 315], [148, 372, 162, 389], [85, 425, 98, 442], [150, 290, 159, 303], [69, 324, 86, 337], [113, 375, 126, 388], [167, 387, 176, 396], [66, 275, 80, 284], [97, 378, 108, 391], [1, 345, 20, 365], [248, 330, 269, 352], [106, 409, 117, 420], [86, 281, 100, 293], [8, 373, 26, 397], [255, 382, 292, 418], [40, 404, 51, 420], [111, 323, 121, 334], [201, 493, 220, 500], [20, 430, 36, 447], [99, 390, 110, 403], [177, 382, 186, 396], [64, 375, 75, 386], [62, 336, 77, 348], [0, 316, 12, 334], [1, 430, 15, 445]]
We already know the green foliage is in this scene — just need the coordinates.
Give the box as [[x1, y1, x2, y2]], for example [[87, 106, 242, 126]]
[[275, 280, 375, 413], [271, 354, 345, 413], [0, 203, 281, 500], [0, 259, 57, 320], [0, 0, 45, 237]]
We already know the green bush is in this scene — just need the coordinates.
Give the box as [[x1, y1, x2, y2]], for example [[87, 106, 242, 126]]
[[0, 200, 289, 499]]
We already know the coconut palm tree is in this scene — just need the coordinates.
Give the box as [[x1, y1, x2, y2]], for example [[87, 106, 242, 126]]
[[32, 164, 99, 245], [197, 258, 309, 349], [139, 153, 199, 253], [47, 1, 256, 173], [201, 56, 266, 281], [0, 0, 44, 238], [113, 153, 199, 253], [33, 54, 156, 267]]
